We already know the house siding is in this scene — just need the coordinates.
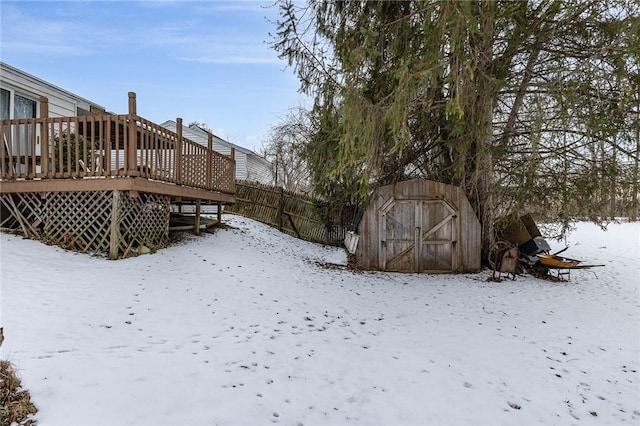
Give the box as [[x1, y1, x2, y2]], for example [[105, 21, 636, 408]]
[[246, 153, 273, 184], [0, 62, 105, 118]]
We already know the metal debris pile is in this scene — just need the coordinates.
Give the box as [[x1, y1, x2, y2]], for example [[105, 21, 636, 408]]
[[488, 214, 604, 282]]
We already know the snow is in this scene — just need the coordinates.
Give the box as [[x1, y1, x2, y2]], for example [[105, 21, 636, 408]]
[[1, 215, 639, 425]]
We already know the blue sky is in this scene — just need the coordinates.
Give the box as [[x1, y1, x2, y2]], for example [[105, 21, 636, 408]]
[[0, 0, 306, 152]]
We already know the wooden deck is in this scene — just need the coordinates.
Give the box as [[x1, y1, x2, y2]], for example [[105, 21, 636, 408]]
[[0, 93, 236, 258], [0, 92, 236, 203], [0, 177, 234, 204]]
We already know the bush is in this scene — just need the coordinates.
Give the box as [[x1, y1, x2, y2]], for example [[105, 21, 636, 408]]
[[53, 132, 95, 173], [0, 359, 37, 425]]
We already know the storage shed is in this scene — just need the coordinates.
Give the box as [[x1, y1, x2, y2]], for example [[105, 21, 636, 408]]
[[355, 179, 481, 273]]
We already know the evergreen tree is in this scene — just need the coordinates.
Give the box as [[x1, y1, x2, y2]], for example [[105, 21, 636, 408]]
[[272, 0, 639, 254]]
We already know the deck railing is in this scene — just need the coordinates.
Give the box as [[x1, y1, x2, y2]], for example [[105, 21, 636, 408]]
[[0, 93, 235, 194]]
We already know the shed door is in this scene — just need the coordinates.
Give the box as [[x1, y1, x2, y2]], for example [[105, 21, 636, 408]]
[[380, 199, 458, 272]]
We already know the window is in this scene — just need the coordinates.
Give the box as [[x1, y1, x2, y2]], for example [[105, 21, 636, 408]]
[[1, 89, 39, 165], [1, 88, 9, 120], [0, 88, 37, 119], [14, 94, 36, 119]]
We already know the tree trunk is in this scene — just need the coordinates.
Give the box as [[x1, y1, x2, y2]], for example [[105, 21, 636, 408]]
[[632, 114, 639, 221], [472, 0, 496, 258]]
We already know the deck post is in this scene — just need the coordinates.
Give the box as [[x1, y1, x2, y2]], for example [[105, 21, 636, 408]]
[[128, 91, 137, 115], [127, 92, 138, 175], [195, 199, 201, 236], [206, 133, 213, 190], [39, 96, 49, 177], [217, 202, 222, 223], [176, 117, 183, 184], [39, 96, 49, 118], [109, 190, 121, 259]]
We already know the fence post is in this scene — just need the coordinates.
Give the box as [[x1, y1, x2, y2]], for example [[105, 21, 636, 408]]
[[39, 96, 49, 177], [176, 117, 183, 184], [278, 187, 284, 232], [127, 92, 138, 175], [207, 133, 213, 190]]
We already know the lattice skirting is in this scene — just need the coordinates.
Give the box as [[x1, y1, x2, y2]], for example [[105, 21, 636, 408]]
[[0, 190, 170, 259]]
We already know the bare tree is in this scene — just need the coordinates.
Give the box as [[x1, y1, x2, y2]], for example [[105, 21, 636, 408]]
[[261, 107, 312, 193]]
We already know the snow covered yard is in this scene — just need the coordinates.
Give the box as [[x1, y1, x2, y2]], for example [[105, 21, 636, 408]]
[[1, 215, 638, 425]]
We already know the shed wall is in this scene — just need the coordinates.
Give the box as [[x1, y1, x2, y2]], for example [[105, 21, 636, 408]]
[[356, 179, 481, 273]]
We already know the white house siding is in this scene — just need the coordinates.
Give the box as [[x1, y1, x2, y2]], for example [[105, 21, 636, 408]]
[[0, 62, 105, 119], [245, 153, 273, 183], [161, 120, 272, 184]]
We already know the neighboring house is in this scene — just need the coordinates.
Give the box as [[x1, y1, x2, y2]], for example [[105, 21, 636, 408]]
[[1, 62, 106, 120], [161, 120, 273, 185]]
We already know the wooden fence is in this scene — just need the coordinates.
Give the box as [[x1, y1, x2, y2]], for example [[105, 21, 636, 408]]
[[226, 181, 356, 246], [0, 93, 235, 194]]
